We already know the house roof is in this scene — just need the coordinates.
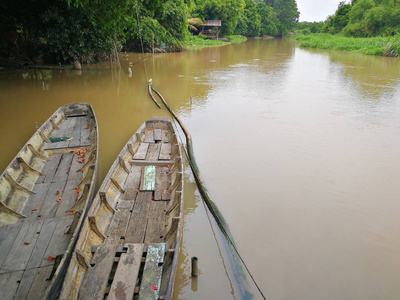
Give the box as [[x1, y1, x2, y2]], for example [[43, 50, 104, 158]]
[[201, 20, 221, 27]]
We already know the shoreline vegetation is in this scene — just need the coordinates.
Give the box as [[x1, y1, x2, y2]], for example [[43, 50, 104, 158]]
[[292, 34, 400, 57], [186, 35, 247, 51]]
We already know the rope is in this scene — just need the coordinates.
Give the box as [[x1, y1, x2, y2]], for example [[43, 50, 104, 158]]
[[150, 85, 267, 300]]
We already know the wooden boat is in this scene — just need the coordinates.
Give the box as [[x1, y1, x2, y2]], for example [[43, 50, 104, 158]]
[[0, 103, 98, 299], [60, 116, 184, 300]]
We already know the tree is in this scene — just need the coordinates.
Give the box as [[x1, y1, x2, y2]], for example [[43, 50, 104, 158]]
[[256, 2, 279, 36]]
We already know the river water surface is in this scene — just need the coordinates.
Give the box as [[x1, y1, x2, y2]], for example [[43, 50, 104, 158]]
[[1, 39, 400, 300]]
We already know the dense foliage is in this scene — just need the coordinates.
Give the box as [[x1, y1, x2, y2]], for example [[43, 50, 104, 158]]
[[296, 0, 400, 38], [0, 0, 299, 62]]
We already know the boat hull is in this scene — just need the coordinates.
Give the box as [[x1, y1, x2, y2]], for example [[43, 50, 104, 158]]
[[0, 103, 98, 300], [60, 116, 184, 300]]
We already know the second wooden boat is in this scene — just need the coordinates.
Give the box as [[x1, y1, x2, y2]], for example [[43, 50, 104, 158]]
[[60, 116, 184, 300], [0, 103, 98, 299]]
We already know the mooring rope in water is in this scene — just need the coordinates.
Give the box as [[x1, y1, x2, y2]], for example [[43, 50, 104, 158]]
[[148, 85, 267, 300]]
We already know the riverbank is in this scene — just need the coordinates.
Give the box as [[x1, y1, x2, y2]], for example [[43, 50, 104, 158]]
[[185, 35, 247, 51], [292, 34, 400, 57]]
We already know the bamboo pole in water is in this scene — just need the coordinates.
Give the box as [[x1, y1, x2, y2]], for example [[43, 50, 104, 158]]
[[149, 85, 266, 300]]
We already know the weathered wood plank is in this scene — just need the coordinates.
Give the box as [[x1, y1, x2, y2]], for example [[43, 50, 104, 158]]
[[40, 215, 74, 267], [138, 243, 165, 300], [56, 117, 77, 148], [125, 192, 152, 243], [25, 265, 53, 300], [161, 130, 170, 143], [14, 267, 37, 300], [121, 166, 142, 200], [146, 143, 161, 161], [22, 182, 51, 220], [79, 239, 120, 299], [154, 167, 170, 201], [55, 179, 80, 217], [133, 143, 149, 160], [142, 166, 156, 191], [144, 201, 167, 244], [106, 209, 131, 238], [153, 129, 162, 142], [129, 160, 173, 166], [0, 271, 24, 299], [37, 154, 62, 184], [68, 116, 83, 147], [0, 223, 23, 268], [26, 218, 58, 269], [144, 130, 155, 143], [38, 180, 68, 219], [1, 220, 44, 272], [159, 143, 172, 160], [51, 153, 74, 183], [108, 243, 144, 300]]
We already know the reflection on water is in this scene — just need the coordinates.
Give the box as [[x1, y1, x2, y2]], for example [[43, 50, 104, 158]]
[[1, 39, 400, 300]]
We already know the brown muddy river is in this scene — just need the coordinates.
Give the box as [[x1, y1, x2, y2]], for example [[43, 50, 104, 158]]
[[1, 39, 400, 300]]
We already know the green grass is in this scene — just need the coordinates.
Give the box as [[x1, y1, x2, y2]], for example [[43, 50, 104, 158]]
[[225, 35, 247, 43], [292, 33, 400, 57], [185, 36, 228, 51], [185, 35, 247, 51]]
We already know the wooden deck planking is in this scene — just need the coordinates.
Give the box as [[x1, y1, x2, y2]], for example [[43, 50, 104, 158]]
[[154, 167, 170, 201], [38, 180, 69, 219], [142, 166, 156, 191], [133, 143, 149, 160], [40, 215, 74, 268], [13, 267, 37, 300], [154, 129, 162, 142], [26, 218, 59, 269], [1, 219, 44, 272], [24, 265, 53, 300], [37, 154, 62, 184], [108, 243, 144, 300], [121, 166, 142, 200], [144, 130, 155, 143], [0, 223, 23, 268], [79, 239, 120, 299], [146, 143, 161, 161], [56, 117, 77, 149], [161, 130, 170, 143], [144, 201, 167, 244], [51, 153, 74, 183], [55, 179, 81, 218], [0, 271, 24, 299], [106, 208, 131, 239], [125, 192, 152, 244], [21, 182, 51, 221], [159, 143, 172, 160], [68, 116, 82, 148], [138, 243, 165, 300]]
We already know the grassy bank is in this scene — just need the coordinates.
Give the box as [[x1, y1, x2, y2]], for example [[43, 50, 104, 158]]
[[293, 34, 400, 57], [185, 35, 247, 51]]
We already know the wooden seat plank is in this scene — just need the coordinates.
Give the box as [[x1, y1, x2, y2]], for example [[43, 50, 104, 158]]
[[1, 219, 44, 272], [121, 166, 142, 200], [161, 130, 170, 143], [154, 167, 170, 201], [144, 130, 155, 143], [144, 201, 167, 244], [142, 166, 156, 191], [159, 143, 172, 160], [138, 243, 165, 300], [154, 129, 162, 142], [0, 271, 24, 299], [79, 239, 120, 299], [108, 243, 144, 300], [106, 208, 131, 238], [133, 143, 149, 160], [146, 143, 161, 161], [125, 192, 152, 243], [0, 223, 23, 268]]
